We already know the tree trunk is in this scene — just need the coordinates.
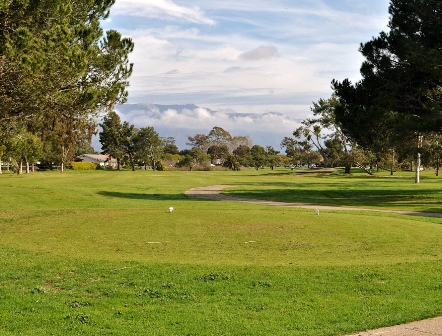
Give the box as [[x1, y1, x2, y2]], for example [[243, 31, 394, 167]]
[[390, 149, 395, 176], [415, 155, 421, 184], [18, 159, 23, 174], [26, 160, 30, 174], [149, 146, 156, 171], [0, 158, 2, 174], [60, 144, 67, 173], [436, 158, 440, 177], [354, 161, 373, 175], [415, 135, 423, 184], [128, 154, 135, 171]]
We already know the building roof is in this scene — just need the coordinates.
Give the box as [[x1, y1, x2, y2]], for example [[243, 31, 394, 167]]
[[78, 154, 116, 163]]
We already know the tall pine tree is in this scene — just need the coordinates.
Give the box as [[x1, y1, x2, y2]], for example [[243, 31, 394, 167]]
[[0, 0, 133, 170], [332, 0, 442, 147]]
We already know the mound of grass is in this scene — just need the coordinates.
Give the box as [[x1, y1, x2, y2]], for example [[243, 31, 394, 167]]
[[0, 169, 441, 335]]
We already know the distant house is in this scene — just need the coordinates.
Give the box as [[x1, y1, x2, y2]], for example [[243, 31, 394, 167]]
[[212, 158, 222, 165], [76, 154, 117, 168]]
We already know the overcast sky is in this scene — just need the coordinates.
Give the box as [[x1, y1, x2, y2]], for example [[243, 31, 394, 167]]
[[101, 0, 390, 149]]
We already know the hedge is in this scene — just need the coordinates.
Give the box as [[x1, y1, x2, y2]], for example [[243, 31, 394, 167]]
[[71, 162, 99, 170]]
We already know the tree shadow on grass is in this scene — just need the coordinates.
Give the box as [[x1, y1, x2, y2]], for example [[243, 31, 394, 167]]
[[240, 169, 338, 177], [225, 186, 442, 212], [97, 191, 188, 201]]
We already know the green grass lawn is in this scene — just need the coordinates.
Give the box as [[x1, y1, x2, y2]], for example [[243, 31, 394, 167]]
[[0, 168, 441, 335]]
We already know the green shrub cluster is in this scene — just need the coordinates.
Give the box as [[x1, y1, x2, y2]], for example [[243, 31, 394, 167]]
[[71, 162, 99, 170], [155, 161, 166, 171]]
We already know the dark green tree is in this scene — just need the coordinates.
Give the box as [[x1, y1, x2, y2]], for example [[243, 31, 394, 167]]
[[1, 0, 133, 167], [232, 145, 251, 167], [176, 148, 210, 171], [280, 136, 307, 166], [332, 0, 442, 179], [119, 122, 137, 171], [266, 146, 281, 170], [99, 111, 124, 170], [134, 127, 162, 170], [207, 144, 229, 165], [161, 137, 180, 167], [250, 145, 267, 170], [162, 137, 179, 155], [207, 126, 232, 148], [223, 154, 240, 171], [280, 137, 297, 159]]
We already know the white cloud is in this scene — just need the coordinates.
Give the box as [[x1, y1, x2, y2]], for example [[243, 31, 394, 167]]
[[101, 0, 390, 148], [113, 104, 303, 149], [113, 0, 215, 25], [239, 45, 279, 61], [185, 0, 388, 34]]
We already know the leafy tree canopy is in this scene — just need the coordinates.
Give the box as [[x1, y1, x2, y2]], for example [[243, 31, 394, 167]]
[[0, 0, 133, 169], [332, 0, 442, 147]]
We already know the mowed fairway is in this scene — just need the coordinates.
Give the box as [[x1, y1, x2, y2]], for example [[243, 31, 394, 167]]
[[0, 169, 441, 335]]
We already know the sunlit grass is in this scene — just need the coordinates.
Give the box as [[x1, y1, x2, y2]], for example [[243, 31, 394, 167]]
[[1, 207, 441, 266], [0, 168, 441, 335]]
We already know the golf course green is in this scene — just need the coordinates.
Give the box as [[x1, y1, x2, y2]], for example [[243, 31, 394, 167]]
[[0, 168, 441, 335]]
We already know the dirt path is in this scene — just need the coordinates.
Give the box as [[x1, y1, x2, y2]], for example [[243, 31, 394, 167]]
[[344, 316, 442, 336], [185, 185, 442, 218]]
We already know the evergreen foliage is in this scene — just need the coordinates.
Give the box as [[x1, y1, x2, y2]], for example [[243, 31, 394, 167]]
[[332, 0, 442, 146], [0, 0, 133, 170]]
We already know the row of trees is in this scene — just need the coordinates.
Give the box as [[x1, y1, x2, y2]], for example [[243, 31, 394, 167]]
[[99, 111, 169, 171], [281, 95, 442, 177], [0, 0, 133, 173], [184, 126, 282, 170], [277, 0, 441, 181], [98, 119, 286, 171], [1, 0, 440, 179]]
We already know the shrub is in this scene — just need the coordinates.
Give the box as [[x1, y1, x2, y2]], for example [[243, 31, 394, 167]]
[[71, 162, 99, 170], [155, 161, 166, 171]]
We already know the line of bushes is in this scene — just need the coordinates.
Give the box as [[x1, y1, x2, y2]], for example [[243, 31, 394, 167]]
[[70, 162, 100, 170]]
